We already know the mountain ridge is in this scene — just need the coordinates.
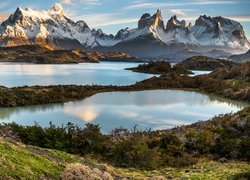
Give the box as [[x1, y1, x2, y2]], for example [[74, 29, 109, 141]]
[[0, 3, 249, 61]]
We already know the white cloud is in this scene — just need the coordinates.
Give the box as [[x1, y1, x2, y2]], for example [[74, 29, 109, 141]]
[[163, 9, 187, 16], [225, 15, 250, 22]]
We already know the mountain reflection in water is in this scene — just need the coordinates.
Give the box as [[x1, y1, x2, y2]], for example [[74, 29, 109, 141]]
[[0, 90, 248, 133]]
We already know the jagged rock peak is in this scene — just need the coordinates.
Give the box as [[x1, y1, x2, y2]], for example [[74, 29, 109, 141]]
[[188, 22, 192, 29], [141, 13, 151, 19], [76, 20, 89, 29], [152, 9, 164, 28], [166, 15, 182, 31], [92, 28, 114, 39], [138, 12, 153, 29], [195, 15, 213, 26], [138, 9, 164, 29], [115, 27, 130, 40], [13, 7, 24, 18]]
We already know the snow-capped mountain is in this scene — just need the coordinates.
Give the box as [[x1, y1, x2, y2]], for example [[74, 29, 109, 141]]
[[0, 3, 98, 48], [0, 4, 249, 61], [95, 9, 249, 61], [99, 9, 250, 50], [91, 28, 119, 47]]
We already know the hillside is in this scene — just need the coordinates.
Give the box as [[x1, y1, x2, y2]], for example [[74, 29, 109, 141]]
[[176, 56, 237, 71], [0, 45, 85, 64], [71, 50, 142, 62], [229, 50, 250, 63], [0, 138, 249, 179], [0, 45, 140, 64], [0, 107, 249, 179], [210, 61, 250, 81]]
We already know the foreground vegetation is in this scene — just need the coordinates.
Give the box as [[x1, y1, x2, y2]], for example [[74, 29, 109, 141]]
[[0, 137, 249, 179], [0, 60, 249, 179], [0, 107, 249, 179]]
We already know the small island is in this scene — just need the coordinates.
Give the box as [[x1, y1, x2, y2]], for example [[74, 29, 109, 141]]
[[125, 61, 193, 74], [176, 56, 237, 71]]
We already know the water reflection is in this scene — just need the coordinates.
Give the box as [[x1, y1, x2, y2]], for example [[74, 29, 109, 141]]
[[0, 62, 154, 87], [64, 105, 99, 123], [0, 90, 248, 133]]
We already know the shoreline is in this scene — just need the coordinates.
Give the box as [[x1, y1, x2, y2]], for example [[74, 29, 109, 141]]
[[0, 84, 249, 108]]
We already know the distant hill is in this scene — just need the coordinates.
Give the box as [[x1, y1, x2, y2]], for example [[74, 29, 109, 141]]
[[176, 56, 237, 71], [0, 45, 141, 64], [0, 45, 85, 64], [229, 50, 250, 63], [210, 61, 250, 81]]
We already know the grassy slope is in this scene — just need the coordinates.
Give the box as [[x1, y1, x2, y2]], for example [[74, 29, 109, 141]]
[[0, 137, 249, 179], [0, 138, 77, 179]]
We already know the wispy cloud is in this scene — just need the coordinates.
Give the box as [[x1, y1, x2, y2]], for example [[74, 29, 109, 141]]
[[61, 0, 101, 5], [0, 2, 9, 9], [74, 13, 138, 27], [124, 1, 239, 10], [178, 14, 250, 22], [225, 14, 250, 22], [191, 1, 238, 5]]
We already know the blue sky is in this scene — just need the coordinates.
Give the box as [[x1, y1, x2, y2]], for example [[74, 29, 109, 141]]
[[0, 0, 249, 37]]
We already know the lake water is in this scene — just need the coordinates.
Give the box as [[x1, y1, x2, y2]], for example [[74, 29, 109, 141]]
[[0, 62, 209, 87], [0, 62, 154, 87], [0, 90, 248, 133]]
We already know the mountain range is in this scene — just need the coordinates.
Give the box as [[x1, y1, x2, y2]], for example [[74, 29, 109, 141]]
[[0, 3, 249, 62]]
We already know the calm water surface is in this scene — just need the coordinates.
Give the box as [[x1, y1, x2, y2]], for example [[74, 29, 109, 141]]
[[0, 62, 154, 87], [0, 62, 209, 87], [0, 90, 248, 133]]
